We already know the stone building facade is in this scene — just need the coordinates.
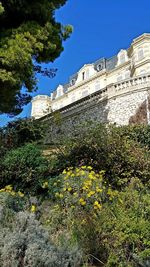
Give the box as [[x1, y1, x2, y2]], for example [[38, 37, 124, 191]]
[[31, 33, 150, 125]]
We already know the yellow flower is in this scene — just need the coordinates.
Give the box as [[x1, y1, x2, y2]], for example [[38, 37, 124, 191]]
[[11, 191, 16, 196], [53, 182, 57, 186], [31, 205, 36, 212], [73, 192, 77, 196], [81, 166, 86, 169], [79, 198, 86, 206], [63, 187, 67, 191], [80, 170, 85, 176], [42, 181, 48, 188], [62, 169, 67, 174], [87, 166, 93, 170], [55, 192, 60, 197], [59, 193, 63, 198], [82, 186, 88, 190], [0, 189, 5, 193], [93, 201, 102, 210], [5, 185, 13, 191], [18, 191, 24, 197], [68, 187, 72, 192], [87, 191, 95, 197], [96, 188, 102, 193]]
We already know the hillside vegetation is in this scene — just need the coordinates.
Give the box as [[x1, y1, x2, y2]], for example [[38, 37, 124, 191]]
[[0, 119, 150, 267]]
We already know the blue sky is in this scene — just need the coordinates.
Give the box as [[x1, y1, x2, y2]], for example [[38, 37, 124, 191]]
[[0, 0, 150, 126]]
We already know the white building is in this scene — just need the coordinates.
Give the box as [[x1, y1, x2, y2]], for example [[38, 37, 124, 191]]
[[31, 33, 150, 120]]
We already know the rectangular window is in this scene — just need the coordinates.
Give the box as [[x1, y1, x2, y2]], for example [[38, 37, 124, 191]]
[[138, 49, 144, 61], [82, 72, 85, 80], [86, 69, 89, 79], [120, 54, 125, 64]]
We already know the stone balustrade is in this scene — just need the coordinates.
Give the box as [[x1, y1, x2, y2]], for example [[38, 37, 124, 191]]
[[108, 74, 150, 97], [39, 74, 150, 121]]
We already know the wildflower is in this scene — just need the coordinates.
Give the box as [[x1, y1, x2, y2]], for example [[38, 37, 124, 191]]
[[11, 191, 16, 196], [31, 205, 36, 212], [87, 166, 93, 170], [87, 191, 95, 197], [42, 181, 48, 188], [93, 201, 102, 210], [63, 187, 67, 191], [96, 188, 102, 193], [0, 188, 5, 193], [73, 192, 78, 196], [62, 169, 67, 174], [5, 185, 13, 191], [79, 198, 86, 206], [81, 166, 86, 169], [59, 193, 63, 198], [68, 187, 72, 192], [18, 191, 24, 197]]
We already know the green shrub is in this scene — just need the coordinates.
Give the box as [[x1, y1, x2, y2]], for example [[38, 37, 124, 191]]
[[115, 124, 150, 149], [52, 123, 150, 189], [1, 118, 45, 149], [41, 178, 150, 267], [0, 143, 49, 194]]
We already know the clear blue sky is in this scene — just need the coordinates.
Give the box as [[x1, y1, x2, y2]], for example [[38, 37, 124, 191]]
[[0, 0, 150, 126]]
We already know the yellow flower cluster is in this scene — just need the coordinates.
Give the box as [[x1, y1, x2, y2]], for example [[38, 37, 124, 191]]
[[0, 185, 24, 197], [30, 204, 36, 212], [42, 181, 48, 188], [93, 201, 102, 210], [55, 166, 105, 212], [79, 198, 86, 206]]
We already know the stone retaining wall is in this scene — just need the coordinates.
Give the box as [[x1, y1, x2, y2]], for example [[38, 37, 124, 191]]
[[39, 74, 150, 143]]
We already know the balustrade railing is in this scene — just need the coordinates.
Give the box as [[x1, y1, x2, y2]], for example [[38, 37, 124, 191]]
[[114, 74, 150, 92]]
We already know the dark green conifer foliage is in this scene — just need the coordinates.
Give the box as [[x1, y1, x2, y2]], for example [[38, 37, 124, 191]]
[[0, 0, 72, 115]]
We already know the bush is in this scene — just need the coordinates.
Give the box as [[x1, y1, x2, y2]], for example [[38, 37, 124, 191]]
[[0, 211, 82, 267], [115, 124, 150, 149], [41, 178, 150, 267], [0, 143, 49, 194], [0, 190, 82, 267], [51, 123, 150, 189], [0, 118, 45, 151]]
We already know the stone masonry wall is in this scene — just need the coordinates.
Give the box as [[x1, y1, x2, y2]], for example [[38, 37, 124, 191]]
[[40, 78, 150, 143]]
